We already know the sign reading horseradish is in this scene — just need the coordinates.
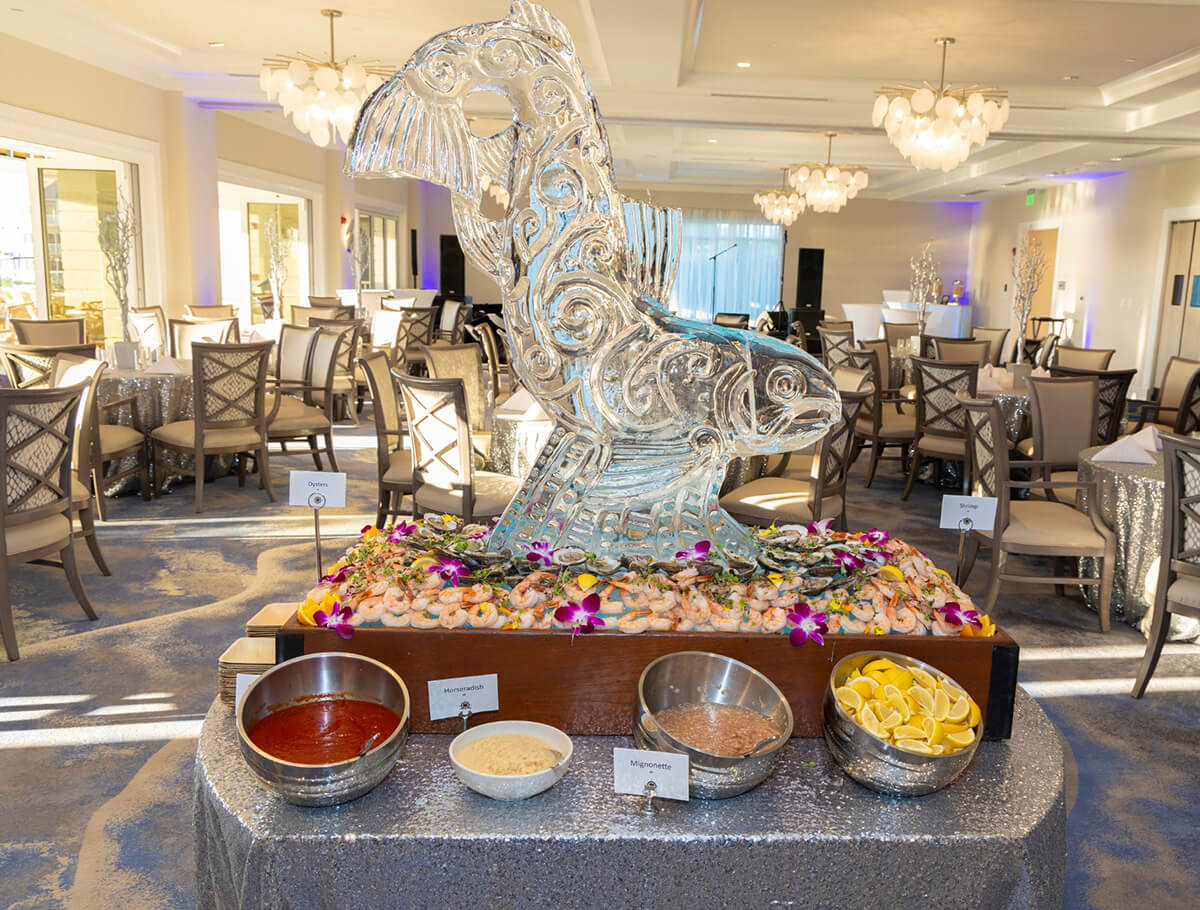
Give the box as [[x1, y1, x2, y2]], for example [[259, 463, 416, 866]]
[[428, 674, 499, 721], [613, 747, 689, 801]]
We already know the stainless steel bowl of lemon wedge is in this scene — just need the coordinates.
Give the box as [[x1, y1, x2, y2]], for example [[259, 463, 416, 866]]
[[823, 651, 982, 796]]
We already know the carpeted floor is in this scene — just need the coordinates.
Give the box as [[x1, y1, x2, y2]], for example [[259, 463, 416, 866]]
[[1, 415, 1197, 909]]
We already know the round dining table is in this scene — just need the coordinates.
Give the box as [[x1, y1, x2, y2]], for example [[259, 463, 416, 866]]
[[1078, 445, 1200, 642]]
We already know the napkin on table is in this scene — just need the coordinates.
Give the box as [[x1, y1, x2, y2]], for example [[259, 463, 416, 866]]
[[1127, 425, 1162, 452], [1092, 436, 1157, 465], [143, 357, 186, 375]]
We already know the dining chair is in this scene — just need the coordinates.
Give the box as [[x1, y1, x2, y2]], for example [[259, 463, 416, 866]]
[[150, 341, 275, 513], [49, 355, 111, 573], [832, 365, 871, 391], [308, 296, 342, 307], [0, 381, 96, 660], [1134, 355, 1200, 433], [169, 317, 239, 359], [1035, 334, 1059, 368], [847, 348, 915, 487], [931, 338, 990, 365], [818, 319, 853, 331], [972, 327, 1012, 366], [1047, 365, 1137, 445], [1054, 345, 1114, 370], [817, 325, 855, 368], [1021, 376, 1099, 518], [129, 307, 167, 353], [495, 327, 519, 390], [882, 321, 920, 349], [902, 357, 979, 501], [719, 386, 869, 530], [393, 373, 521, 523], [11, 318, 87, 346], [435, 298, 468, 344], [310, 317, 364, 423], [394, 306, 438, 374], [920, 333, 974, 359], [713, 313, 749, 329], [358, 351, 413, 528], [1132, 433, 1200, 695], [185, 304, 235, 319], [959, 396, 1114, 630], [0, 343, 101, 389], [467, 321, 505, 407], [857, 339, 897, 396], [419, 342, 493, 459], [267, 326, 350, 473], [381, 295, 419, 310]]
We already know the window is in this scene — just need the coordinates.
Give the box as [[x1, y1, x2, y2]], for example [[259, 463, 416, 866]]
[[668, 210, 784, 324], [356, 210, 401, 289]]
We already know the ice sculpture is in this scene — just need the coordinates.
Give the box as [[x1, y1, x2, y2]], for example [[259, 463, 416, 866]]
[[346, 1, 839, 560]]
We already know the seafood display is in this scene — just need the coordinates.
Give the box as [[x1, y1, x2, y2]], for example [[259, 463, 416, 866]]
[[295, 516, 994, 640]]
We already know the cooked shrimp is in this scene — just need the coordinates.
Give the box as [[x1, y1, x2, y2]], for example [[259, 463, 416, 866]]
[[682, 589, 712, 625], [357, 596, 385, 622], [440, 606, 468, 629], [710, 605, 741, 633], [467, 601, 500, 628], [647, 590, 680, 615], [648, 611, 676, 632], [761, 607, 789, 634], [410, 611, 440, 629], [618, 610, 652, 634], [740, 609, 763, 633], [509, 571, 554, 610], [829, 614, 867, 634], [383, 586, 410, 614], [380, 611, 411, 627]]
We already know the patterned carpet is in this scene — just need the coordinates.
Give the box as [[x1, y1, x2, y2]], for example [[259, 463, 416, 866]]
[[0, 417, 1197, 909]]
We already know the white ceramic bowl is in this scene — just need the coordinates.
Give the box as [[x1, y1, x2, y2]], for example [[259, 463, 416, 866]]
[[448, 720, 573, 800]]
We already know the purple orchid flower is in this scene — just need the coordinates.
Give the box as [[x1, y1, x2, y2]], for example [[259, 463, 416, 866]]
[[387, 521, 417, 542], [787, 602, 828, 647], [467, 531, 487, 539], [675, 540, 712, 563], [938, 602, 983, 629], [526, 541, 556, 568], [832, 549, 865, 571], [862, 528, 890, 546], [428, 557, 467, 586], [320, 564, 352, 585], [861, 549, 891, 564], [806, 518, 834, 537], [553, 592, 606, 636], [314, 600, 354, 640]]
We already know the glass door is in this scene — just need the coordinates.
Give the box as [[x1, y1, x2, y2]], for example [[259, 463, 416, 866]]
[[1154, 220, 1200, 384], [356, 210, 401, 289], [26, 152, 140, 344]]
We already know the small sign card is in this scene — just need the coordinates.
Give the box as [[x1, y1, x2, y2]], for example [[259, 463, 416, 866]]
[[613, 747, 689, 802], [235, 672, 258, 707], [428, 674, 499, 721], [940, 494, 998, 531], [289, 470, 347, 509]]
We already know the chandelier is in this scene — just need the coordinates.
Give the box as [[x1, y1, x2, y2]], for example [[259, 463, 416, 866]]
[[872, 37, 1009, 173], [788, 133, 868, 213], [259, 9, 393, 148], [754, 170, 805, 226]]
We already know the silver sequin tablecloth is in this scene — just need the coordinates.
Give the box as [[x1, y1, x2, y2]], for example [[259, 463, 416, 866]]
[[486, 411, 554, 478], [1078, 446, 1200, 641], [194, 690, 1065, 909]]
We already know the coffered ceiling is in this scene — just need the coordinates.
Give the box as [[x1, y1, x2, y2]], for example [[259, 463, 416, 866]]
[[7, 0, 1200, 201]]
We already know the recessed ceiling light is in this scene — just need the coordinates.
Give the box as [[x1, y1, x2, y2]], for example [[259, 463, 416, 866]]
[[707, 138, 718, 143], [1063, 74, 1079, 81], [736, 61, 751, 69], [1111, 157, 1123, 161], [1125, 57, 1137, 63], [208, 41, 225, 47]]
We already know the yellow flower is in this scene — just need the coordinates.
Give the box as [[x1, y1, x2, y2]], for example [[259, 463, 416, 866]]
[[361, 526, 379, 540], [443, 514, 456, 525], [576, 573, 598, 590], [767, 573, 783, 585], [298, 591, 339, 626]]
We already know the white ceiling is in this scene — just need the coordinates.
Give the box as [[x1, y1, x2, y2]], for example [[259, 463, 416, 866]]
[[8, 0, 1200, 201]]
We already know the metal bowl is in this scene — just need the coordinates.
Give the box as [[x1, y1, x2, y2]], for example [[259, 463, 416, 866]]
[[449, 720, 573, 800], [634, 651, 793, 799], [236, 652, 410, 806], [823, 650, 981, 797]]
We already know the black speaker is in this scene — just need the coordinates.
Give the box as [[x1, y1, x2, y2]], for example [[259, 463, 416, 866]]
[[794, 248, 824, 309], [440, 234, 465, 297], [410, 228, 419, 282]]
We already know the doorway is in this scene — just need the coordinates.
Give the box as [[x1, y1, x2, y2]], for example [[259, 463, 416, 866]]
[[218, 182, 311, 324], [1153, 220, 1200, 383]]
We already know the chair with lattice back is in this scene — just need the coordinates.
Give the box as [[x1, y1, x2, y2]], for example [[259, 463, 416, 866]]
[[1048, 365, 1137, 444], [0, 344, 100, 390], [817, 326, 854, 368], [150, 341, 275, 512], [395, 307, 438, 374], [847, 347, 915, 487], [267, 325, 350, 473], [130, 307, 167, 353], [393, 373, 520, 523], [169, 318, 239, 359], [468, 321, 505, 407], [0, 382, 97, 660], [958, 396, 1114, 629], [419, 342, 492, 458], [1134, 433, 1200, 694], [902, 357, 980, 500], [311, 316, 364, 423], [358, 351, 413, 527], [1172, 370, 1200, 436]]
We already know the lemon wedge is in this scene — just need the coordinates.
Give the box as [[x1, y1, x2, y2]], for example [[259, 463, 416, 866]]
[[921, 716, 945, 745], [857, 704, 884, 739], [942, 682, 968, 702], [887, 693, 911, 721], [576, 573, 599, 590], [968, 699, 982, 728], [946, 695, 971, 724], [908, 685, 934, 714], [877, 709, 903, 731], [864, 657, 898, 674], [896, 738, 934, 755], [946, 728, 976, 748], [910, 667, 936, 690], [835, 686, 863, 713], [849, 676, 878, 699], [884, 668, 914, 690], [932, 689, 950, 721], [297, 598, 321, 626], [893, 723, 925, 741], [881, 683, 904, 703], [879, 564, 905, 583]]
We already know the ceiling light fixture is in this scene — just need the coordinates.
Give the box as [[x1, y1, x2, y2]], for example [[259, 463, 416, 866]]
[[753, 169, 805, 226], [1062, 74, 1079, 81], [707, 138, 718, 143], [872, 37, 1009, 173], [736, 61, 751, 69], [208, 41, 225, 48], [787, 132, 868, 213], [259, 9, 393, 148]]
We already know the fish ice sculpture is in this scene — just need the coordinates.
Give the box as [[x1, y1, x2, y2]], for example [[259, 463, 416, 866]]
[[347, 1, 839, 561]]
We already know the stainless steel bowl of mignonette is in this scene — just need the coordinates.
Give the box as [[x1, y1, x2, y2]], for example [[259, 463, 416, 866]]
[[634, 651, 793, 799], [236, 652, 410, 807], [823, 650, 981, 797]]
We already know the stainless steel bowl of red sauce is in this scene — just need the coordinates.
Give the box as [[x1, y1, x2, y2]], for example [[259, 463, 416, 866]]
[[236, 652, 410, 806]]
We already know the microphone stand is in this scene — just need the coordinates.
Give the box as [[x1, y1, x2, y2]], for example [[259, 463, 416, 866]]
[[708, 242, 738, 317]]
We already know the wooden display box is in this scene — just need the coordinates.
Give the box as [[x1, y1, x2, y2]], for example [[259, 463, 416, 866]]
[[276, 618, 1019, 740]]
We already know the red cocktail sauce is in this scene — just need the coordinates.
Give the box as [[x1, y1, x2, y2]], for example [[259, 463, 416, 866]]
[[249, 698, 401, 764]]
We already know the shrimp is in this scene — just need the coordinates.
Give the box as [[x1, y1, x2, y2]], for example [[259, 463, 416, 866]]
[[740, 609, 763, 633], [671, 567, 700, 587], [618, 610, 653, 634], [410, 611, 440, 629], [931, 615, 961, 636], [440, 606, 468, 629], [467, 601, 500, 628], [383, 586, 411, 614], [675, 615, 696, 632], [413, 572, 444, 593], [761, 607, 789, 634], [851, 601, 877, 623], [647, 611, 676, 632], [710, 605, 741, 633], [380, 611, 411, 627], [438, 584, 494, 606], [596, 584, 627, 615], [887, 604, 920, 634], [509, 571, 554, 611], [830, 614, 867, 634], [647, 590, 680, 615], [866, 611, 892, 635], [502, 609, 535, 630], [682, 589, 712, 625], [357, 595, 385, 623]]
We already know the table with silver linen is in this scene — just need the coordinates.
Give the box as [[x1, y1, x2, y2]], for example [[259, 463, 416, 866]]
[[486, 411, 554, 478], [1078, 446, 1200, 641], [194, 689, 1066, 909]]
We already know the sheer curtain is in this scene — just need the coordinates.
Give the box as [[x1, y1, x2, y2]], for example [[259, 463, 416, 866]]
[[668, 209, 784, 323]]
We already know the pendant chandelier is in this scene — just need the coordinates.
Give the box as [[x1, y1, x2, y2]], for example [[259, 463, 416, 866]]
[[259, 9, 393, 148], [754, 170, 805, 226], [788, 133, 868, 214], [872, 37, 1009, 173]]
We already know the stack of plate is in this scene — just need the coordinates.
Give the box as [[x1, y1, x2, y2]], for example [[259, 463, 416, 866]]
[[218, 638, 275, 706], [245, 602, 297, 638]]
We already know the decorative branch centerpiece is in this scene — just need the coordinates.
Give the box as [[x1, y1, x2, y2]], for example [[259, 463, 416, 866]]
[[98, 191, 139, 343], [909, 240, 939, 335], [1011, 234, 1048, 362], [264, 215, 293, 321]]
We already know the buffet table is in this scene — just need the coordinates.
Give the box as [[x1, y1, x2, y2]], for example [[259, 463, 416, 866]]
[[1078, 446, 1200, 642], [194, 689, 1065, 909]]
